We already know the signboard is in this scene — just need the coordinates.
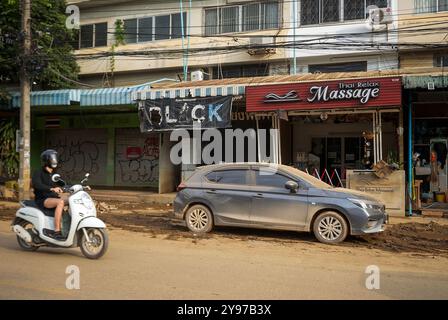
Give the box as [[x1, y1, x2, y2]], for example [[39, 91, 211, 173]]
[[139, 96, 233, 131], [346, 170, 405, 217], [246, 77, 402, 112]]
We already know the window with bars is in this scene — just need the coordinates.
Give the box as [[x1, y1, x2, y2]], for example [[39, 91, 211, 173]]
[[204, 1, 279, 35], [74, 22, 108, 49], [345, 0, 389, 20], [301, 0, 389, 25], [415, 0, 448, 13], [308, 61, 368, 73], [212, 64, 269, 79], [434, 53, 448, 67], [122, 13, 186, 44]]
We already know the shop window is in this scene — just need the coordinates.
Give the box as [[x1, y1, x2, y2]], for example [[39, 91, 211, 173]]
[[206, 170, 248, 185], [308, 61, 367, 73], [434, 53, 448, 67], [76, 22, 107, 49], [204, 1, 279, 35]]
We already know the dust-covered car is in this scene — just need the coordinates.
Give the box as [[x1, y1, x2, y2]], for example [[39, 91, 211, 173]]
[[173, 163, 388, 244]]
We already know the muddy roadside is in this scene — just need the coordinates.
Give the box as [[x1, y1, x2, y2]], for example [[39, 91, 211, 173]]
[[1, 200, 448, 257]]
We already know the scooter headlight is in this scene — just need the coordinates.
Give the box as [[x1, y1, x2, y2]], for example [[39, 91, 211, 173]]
[[81, 193, 94, 210]]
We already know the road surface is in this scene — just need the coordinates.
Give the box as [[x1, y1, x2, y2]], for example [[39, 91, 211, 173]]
[[1, 220, 447, 299]]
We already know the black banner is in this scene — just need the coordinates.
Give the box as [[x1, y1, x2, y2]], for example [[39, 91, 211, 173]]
[[139, 96, 233, 132]]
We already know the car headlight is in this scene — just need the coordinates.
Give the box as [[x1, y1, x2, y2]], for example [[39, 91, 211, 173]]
[[348, 198, 383, 211], [81, 193, 94, 210], [349, 198, 369, 209]]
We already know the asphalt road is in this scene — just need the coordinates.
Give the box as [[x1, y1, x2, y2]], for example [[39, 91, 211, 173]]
[[1, 220, 448, 300]]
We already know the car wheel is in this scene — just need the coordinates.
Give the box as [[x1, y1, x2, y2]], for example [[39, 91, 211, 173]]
[[313, 211, 349, 244], [185, 204, 213, 234]]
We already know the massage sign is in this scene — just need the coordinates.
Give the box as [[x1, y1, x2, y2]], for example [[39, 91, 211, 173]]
[[246, 77, 402, 112]]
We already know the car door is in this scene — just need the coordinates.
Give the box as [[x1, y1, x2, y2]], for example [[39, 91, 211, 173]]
[[203, 168, 252, 225], [249, 167, 309, 230]]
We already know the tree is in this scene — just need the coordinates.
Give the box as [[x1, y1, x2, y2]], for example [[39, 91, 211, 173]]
[[0, 0, 79, 90]]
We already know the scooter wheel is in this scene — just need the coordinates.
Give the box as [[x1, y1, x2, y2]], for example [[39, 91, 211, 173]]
[[16, 221, 39, 251], [80, 228, 108, 259]]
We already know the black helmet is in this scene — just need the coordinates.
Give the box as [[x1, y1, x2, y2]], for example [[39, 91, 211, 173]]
[[41, 149, 58, 169]]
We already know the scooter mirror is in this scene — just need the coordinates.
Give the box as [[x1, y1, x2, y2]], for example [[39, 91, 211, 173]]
[[81, 173, 90, 184], [51, 174, 61, 183]]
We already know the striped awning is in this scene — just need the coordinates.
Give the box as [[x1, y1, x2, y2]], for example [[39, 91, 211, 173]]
[[80, 86, 136, 106], [79, 79, 178, 106], [133, 84, 246, 101], [11, 89, 81, 108], [9, 79, 179, 108]]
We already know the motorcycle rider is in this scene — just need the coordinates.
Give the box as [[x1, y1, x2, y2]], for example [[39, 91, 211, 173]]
[[31, 149, 66, 240]]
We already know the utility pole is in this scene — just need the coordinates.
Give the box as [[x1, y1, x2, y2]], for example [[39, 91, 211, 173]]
[[18, 0, 31, 200]]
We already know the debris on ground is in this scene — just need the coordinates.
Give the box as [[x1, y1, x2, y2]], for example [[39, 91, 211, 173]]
[[95, 201, 118, 214], [0, 200, 447, 256], [352, 221, 448, 256]]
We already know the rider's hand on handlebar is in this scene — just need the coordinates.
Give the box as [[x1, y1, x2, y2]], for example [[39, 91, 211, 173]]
[[51, 187, 64, 194]]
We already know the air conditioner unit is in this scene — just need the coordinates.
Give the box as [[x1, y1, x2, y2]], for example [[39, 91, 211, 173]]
[[247, 36, 276, 56], [368, 7, 393, 25], [191, 70, 204, 81]]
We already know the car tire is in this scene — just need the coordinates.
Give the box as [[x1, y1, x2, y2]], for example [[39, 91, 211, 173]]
[[185, 204, 214, 234], [313, 211, 349, 244]]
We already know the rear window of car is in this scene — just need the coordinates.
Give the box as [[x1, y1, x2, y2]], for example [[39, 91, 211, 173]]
[[205, 170, 247, 185]]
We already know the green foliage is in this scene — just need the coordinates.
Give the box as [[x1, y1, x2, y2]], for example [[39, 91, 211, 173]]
[[114, 19, 125, 46], [106, 19, 125, 87], [0, 0, 79, 89], [0, 119, 19, 177]]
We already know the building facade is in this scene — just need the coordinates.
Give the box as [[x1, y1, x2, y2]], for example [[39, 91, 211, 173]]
[[16, 0, 447, 207]]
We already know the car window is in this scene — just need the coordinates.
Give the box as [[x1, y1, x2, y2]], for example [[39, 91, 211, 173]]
[[254, 170, 292, 189], [206, 170, 247, 185]]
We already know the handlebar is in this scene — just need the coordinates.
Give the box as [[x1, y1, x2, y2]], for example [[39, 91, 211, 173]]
[[60, 185, 91, 193]]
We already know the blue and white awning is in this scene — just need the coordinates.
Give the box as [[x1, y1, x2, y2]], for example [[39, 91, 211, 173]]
[[11, 89, 81, 108], [133, 84, 246, 101], [9, 79, 180, 108]]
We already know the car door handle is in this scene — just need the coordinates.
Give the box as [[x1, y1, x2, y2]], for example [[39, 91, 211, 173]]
[[206, 190, 217, 194], [253, 193, 264, 199]]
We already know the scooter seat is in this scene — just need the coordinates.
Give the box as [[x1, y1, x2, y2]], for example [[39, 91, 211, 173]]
[[21, 200, 55, 217]]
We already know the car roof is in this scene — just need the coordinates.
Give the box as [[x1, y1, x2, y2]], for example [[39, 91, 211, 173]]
[[195, 162, 291, 172]]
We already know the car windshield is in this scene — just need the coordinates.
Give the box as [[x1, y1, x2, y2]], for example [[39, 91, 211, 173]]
[[280, 165, 333, 189]]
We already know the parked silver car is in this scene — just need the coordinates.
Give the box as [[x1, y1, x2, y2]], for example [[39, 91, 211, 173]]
[[173, 163, 388, 244]]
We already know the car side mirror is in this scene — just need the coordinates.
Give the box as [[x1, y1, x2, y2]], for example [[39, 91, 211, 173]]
[[285, 181, 299, 193], [51, 174, 61, 183]]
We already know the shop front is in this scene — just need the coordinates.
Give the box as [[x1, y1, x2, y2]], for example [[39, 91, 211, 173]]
[[404, 75, 448, 213], [247, 77, 404, 186]]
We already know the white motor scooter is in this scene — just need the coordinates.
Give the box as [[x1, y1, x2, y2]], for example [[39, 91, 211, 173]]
[[11, 173, 108, 259]]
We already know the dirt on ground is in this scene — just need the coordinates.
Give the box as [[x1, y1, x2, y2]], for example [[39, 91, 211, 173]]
[[2, 199, 448, 257]]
